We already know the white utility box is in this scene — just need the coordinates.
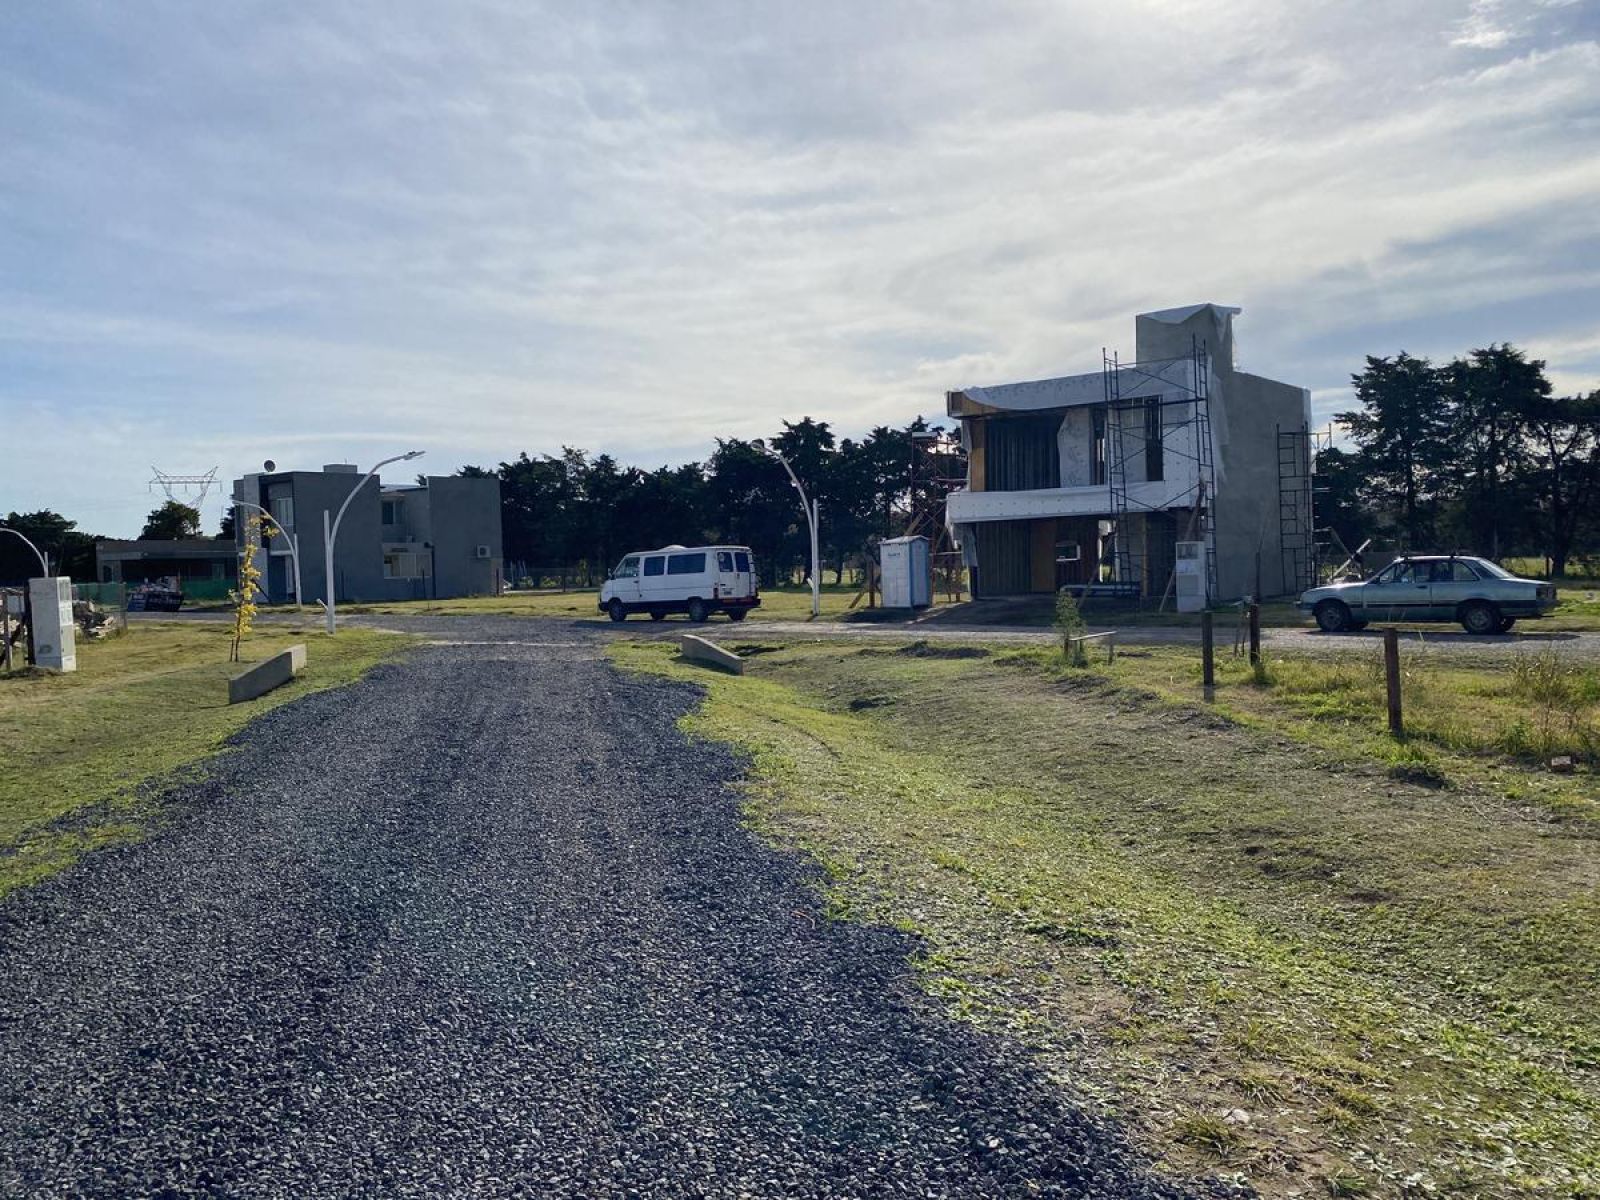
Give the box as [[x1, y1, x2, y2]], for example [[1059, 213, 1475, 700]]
[[879, 535, 932, 609], [28, 576, 77, 672], [1174, 541, 1207, 613]]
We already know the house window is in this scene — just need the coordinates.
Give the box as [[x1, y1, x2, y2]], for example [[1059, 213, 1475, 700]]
[[1144, 396, 1164, 482], [1091, 407, 1107, 486], [984, 414, 1062, 491], [1054, 541, 1081, 563], [381, 499, 401, 525], [270, 495, 294, 530], [384, 552, 423, 579]]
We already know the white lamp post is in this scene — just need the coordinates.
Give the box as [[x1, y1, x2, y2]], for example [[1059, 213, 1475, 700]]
[[232, 500, 302, 610], [323, 451, 424, 633], [759, 444, 820, 619]]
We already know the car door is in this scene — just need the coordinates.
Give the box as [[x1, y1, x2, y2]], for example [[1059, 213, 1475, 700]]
[[1428, 559, 1479, 621], [1363, 561, 1427, 622], [611, 555, 642, 604], [640, 554, 667, 606]]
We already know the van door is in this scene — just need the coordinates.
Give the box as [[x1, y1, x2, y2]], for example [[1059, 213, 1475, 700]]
[[640, 554, 668, 608], [723, 548, 754, 598], [611, 555, 642, 605]]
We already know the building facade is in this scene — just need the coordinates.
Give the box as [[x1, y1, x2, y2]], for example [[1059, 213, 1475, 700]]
[[945, 304, 1311, 603], [231, 466, 503, 604]]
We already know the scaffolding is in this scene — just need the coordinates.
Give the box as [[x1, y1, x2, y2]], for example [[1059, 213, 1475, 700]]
[[1275, 424, 1335, 593], [1102, 337, 1217, 606]]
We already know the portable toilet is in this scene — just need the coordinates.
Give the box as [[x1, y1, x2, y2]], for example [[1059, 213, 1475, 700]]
[[879, 535, 932, 609], [1174, 541, 1207, 613]]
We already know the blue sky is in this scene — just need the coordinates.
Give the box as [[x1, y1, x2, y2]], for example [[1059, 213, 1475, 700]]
[[3, 0, 1598, 536]]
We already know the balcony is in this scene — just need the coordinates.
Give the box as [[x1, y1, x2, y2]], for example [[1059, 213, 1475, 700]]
[[946, 474, 1200, 524]]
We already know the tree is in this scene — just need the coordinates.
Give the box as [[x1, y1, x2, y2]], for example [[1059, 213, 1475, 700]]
[[140, 500, 202, 540], [1311, 446, 1371, 564], [1337, 354, 1451, 548], [1523, 389, 1600, 577], [217, 510, 236, 541], [1441, 344, 1550, 558], [0, 509, 99, 583]]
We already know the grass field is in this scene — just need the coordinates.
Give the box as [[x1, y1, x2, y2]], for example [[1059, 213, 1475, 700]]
[[615, 637, 1600, 1198], [0, 623, 410, 897], [337, 583, 871, 623]]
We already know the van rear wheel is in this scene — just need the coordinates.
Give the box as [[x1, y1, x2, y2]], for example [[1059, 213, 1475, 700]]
[[687, 598, 709, 623]]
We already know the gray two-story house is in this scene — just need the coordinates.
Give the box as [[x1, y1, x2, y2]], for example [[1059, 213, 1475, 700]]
[[945, 304, 1311, 604], [231, 466, 502, 604]]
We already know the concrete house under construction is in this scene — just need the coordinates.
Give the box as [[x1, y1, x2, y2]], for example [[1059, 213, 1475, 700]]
[[945, 304, 1312, 604]]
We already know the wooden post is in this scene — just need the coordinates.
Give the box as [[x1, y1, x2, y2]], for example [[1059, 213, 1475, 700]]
[[1247, 602, 1261, 666], [1384, 628, 1403, 737], [1, 596, 11, 672], [22, 586, 37, 667], [1201, 610, 1215, 689]]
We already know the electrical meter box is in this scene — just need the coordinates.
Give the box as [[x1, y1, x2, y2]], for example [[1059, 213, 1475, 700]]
[[28, 576, 77, 672], [879, 535, 932, 609], [1174, 541, 1207, 613]]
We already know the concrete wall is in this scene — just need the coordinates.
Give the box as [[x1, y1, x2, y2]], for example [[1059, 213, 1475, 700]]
[[427, 476, 503, 597], [1210, 372, 1310, 599], [234, 471, 384, 604]]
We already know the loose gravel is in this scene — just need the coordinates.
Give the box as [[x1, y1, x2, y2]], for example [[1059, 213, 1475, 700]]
[[1, 621, 1202, 1198]]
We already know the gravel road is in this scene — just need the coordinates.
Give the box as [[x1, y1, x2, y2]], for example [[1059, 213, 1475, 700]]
[[0, 623, 1196, 1198]]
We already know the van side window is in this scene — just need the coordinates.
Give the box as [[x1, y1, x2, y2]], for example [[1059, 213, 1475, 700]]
[[667, 553, 707, 575], [735, 551, 751, 572], [643, 556, 665, 577], [718, 551, 735, 572]]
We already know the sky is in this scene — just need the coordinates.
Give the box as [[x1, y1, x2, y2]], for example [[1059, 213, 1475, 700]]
[[3, 0, 1598, 538]]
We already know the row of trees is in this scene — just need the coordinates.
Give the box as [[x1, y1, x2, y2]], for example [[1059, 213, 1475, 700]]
[[1318, 344, 1600, 575], [473, 417, 960, 586], [0, 502, 211, 586]]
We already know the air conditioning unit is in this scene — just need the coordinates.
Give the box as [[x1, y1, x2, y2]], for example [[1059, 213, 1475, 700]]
[[474, 545, 492, 559]]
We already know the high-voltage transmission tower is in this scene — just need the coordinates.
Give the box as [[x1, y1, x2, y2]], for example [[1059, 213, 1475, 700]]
[[148, 467, 220, 510]]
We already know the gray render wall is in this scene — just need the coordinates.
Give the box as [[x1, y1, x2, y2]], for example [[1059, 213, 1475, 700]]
[[427, 476, 503, 597]]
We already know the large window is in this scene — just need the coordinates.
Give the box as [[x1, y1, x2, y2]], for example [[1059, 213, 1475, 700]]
[[984, 414, 1062, 492], [667, 552, 707, 575], [269, 495, 294, 530], [1091, 407, 1107, 486], [643, 556, 665, 577], [614, 556, 640, 579], [1143, 396, 1164, 482], [381, 499, 402, 526], [383, 552, 424, 579]]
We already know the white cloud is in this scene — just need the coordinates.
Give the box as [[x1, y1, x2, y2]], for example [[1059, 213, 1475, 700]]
[[1, 0, 1598, 534]]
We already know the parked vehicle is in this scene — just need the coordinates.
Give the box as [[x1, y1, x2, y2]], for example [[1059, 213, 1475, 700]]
[[1298, 555, 1557, 634], [599, 545, 760, 622], [126, 584, 183, 613]]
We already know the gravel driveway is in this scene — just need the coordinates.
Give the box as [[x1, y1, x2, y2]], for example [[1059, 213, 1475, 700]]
[[0, 623, 1194, 1198]]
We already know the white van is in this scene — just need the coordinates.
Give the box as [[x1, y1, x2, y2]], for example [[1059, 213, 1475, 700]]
[[599, 545, 760, 622]]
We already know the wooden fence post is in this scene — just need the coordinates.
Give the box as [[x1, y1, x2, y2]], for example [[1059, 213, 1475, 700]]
[[1247, 602, 1261, 666], [1201, 610, 1215, 690], [1384, 627, 1403, 737]]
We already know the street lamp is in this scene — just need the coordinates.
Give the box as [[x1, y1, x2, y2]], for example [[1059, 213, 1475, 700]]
[[758, 443, 820, 619], [232, 499, 302, 610], [323, 450, 424, 633], [0, 527, 50, 577]]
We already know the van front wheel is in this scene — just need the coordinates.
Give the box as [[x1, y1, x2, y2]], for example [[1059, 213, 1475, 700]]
[[687, 598, 709, 623], [607, 599, 627, 622]]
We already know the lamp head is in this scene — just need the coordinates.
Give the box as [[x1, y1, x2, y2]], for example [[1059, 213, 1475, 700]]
[[402, 450, 425, 461]]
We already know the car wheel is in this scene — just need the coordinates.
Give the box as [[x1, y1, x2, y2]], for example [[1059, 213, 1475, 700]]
[[726, 608, 748, 622], [649, 609, 665, 622], [1459, 600, 1500, 635], [687, 598, 709, 623], [607, 599, 627, 622], [1313, 600, 1352, 633], [1497, 616, 1517, 633]]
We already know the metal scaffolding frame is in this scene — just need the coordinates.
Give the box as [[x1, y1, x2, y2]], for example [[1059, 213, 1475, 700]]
[[1102, 337, 1217, 605], [1275, 423, 1335, 593]]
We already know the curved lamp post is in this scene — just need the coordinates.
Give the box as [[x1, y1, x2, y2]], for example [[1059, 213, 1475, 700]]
[[323, 450, 424, 633], [0, 527, 50, 577], [232, 500, 302, 610], [758, 444, 820, 619]]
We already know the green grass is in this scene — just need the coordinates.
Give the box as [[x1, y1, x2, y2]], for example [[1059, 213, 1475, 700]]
[[613, 637, 1600, 1197], [0, 622, 412, 896], [335, 583, 871, 624]]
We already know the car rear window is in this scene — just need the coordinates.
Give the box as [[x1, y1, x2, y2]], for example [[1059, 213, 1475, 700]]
[[643, 556, 664, 577], [667, 553, 707, 575], [718, 551, 734, 572], [735, 551, 751, 572]]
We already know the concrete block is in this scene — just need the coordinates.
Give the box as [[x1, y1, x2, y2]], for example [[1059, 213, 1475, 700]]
[[229, 643, 307, 704], [678, 633, 744, 675]]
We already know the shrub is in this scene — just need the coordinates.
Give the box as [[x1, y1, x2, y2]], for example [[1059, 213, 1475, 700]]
[[1054, 590, 1088, 668]]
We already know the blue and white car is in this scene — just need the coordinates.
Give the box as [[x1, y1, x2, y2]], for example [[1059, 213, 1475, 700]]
[[1298, 555, 1557, 635]]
